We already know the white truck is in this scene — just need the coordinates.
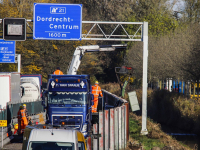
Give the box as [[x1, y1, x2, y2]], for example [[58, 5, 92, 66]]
[[20, 74, 42, 102], [20, 77, 40, 102], [0, 72, 21, 109], [22, 125, 87, 150]]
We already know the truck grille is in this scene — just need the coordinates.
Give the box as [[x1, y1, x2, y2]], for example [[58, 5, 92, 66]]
[[52, 115, 83, 128]]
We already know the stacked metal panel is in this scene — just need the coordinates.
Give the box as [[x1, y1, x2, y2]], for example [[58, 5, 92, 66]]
[[92, 104, 129, 150]]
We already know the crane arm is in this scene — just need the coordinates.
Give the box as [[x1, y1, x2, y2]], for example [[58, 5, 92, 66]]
[[67, 44, 127, 75]]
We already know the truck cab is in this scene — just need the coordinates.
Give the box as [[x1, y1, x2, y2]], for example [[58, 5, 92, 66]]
[[42, 74, 93, 138], [22, 124, 87, 150]]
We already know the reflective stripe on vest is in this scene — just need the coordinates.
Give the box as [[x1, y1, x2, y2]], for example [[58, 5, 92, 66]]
[[92, 106, 97, 112], [92, 85, 103, 98], [20, 110, 26, 118]]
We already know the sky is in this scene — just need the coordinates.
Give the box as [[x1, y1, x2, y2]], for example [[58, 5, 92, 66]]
[[168, 0, 185, 11]]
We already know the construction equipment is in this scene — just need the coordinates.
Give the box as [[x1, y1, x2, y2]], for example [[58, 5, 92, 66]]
[[67, 44, 127, 75], [115, 66, 133, 97]]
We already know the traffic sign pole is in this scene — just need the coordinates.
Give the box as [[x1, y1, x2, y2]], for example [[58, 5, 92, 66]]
[[1, 127, 3, 148]]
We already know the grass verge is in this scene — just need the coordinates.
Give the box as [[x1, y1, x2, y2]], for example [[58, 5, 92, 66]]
[[129, 113, 190, 150]]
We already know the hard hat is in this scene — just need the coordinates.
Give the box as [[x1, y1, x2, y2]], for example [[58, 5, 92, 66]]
[[23, 104, 26, 107], [19, 106, 23, 109], [95, 81, 99, 84]]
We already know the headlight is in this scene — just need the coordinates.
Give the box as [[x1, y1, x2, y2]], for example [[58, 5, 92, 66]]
[[82, 124, 87, 132], [83, 132, 87, 137]]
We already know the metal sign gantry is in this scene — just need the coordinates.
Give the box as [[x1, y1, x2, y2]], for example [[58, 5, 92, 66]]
[[81, 21, 148, 135], [0, 19, 148, 135]]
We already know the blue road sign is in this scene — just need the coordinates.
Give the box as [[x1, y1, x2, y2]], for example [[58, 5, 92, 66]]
[[0, 39, 15, 63], [33, 3, 82, 40]]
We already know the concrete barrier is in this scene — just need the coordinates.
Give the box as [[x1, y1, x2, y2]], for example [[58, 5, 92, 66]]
[[0, 135, 14, 148], [0, 125, 14, 148]]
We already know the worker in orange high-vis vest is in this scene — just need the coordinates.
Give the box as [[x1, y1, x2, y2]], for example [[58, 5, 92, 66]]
[[20, 106, 28, 134], [17, 105, 23, 134], [53, 67, 64, 75], [91, 81, 103, 113], [23, 104, 29, 121]]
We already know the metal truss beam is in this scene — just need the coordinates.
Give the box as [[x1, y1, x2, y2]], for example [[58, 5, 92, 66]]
[[82, 21, 143, 41]]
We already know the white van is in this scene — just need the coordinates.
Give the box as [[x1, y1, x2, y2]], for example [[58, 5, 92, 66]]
[[22, 125, 87, 150]]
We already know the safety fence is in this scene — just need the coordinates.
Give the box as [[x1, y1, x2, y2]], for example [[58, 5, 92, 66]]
[[11, 112, 46, 125], [0, 101, 44, 125], [88, 90, 129, 150]]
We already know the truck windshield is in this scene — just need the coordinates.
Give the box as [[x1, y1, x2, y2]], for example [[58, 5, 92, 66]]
[[48, 92, 88, 105], [28, 141, 74, 150]]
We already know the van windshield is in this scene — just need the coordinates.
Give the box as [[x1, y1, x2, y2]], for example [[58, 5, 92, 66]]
[[28, 141, 74, 150], [48, 92, 88, 105]]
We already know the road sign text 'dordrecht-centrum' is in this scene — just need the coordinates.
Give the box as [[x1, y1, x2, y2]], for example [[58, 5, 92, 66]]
[[33, 3, 82, 40]]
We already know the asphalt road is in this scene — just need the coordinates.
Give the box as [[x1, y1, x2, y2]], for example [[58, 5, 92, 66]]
[[2, 135, 23, 150]]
